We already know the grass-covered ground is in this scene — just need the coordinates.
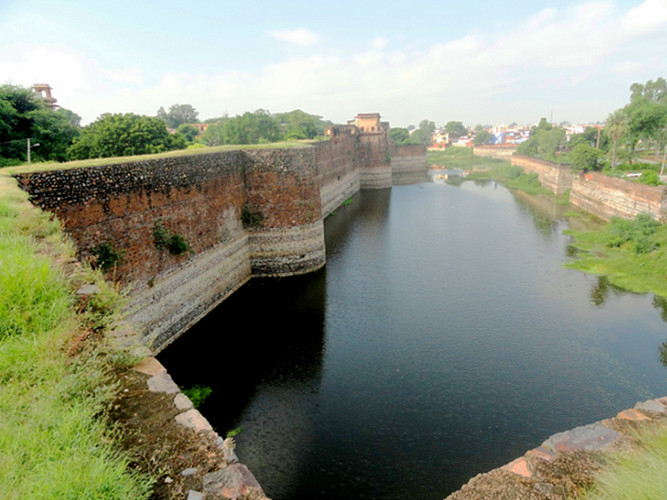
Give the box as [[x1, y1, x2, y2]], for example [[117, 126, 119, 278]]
[[565, 214, 667, 298], [0, 169, 152, 498], [581, 423, 667, 499]]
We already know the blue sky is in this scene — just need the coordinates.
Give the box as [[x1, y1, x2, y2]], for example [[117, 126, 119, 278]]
[[1, 0, 666, 127]]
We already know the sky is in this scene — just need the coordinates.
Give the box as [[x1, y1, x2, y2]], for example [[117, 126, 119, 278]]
[[1, 0, 666, 128]]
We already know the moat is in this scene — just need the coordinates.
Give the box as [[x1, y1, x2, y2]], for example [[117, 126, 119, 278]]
[[158, 175, 667, 499]]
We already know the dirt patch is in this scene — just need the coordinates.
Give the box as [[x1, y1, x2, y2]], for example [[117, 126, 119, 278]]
[[109, 366, 228, 499]]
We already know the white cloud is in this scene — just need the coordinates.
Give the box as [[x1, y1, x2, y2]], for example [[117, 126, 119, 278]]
[[371, 37, 388, 49], [2, 0, 665, 127], [268, 28, 320, 46]]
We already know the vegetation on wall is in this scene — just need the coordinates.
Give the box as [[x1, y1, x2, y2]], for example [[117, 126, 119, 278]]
[[153, 220, 191, 255], [90, 241, 125, 272], [241, 205, 264, 229]]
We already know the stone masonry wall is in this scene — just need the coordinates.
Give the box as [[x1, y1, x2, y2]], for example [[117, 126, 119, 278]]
[[473, 145, 517, 159], [511, 154, 574, 195], [391, 144, 428, 176], [570, 172, 667, 221], [316, 131, 359, 217], [14, 148, 325, 352]]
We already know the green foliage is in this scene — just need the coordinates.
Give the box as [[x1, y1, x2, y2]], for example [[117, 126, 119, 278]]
[[571, 143, 604, 173], [409, 119, 436, 145], [606, 213, 660, 254], [241, 205, 264, 228], [580, 424, 667, 499], [153, 220, 191, 255], [274, 109, 331, 140], [226, 426, 243, 438], [176, 123, 200, 143], [639, 169, 660, 185], [182, 385, 212, 409], [516, 125, 567, 160], [157, 104, 199, 129], [473, 129, 492, 146], [0, 84, 81, 164], [443, 120, 467, 139], [389, 127, 420, 145], [565, 213, 667, 297], [68, 113, 184, 160], [90, 242, 124, 272]]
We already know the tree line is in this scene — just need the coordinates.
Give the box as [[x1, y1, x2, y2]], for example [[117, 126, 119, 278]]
[[516, 77, 667, 182], [0, 84, 333, 165]]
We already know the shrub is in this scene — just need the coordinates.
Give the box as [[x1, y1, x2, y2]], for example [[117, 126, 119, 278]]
[[90, 242, 124, 272], [153, 220, 191, 255], [241, 205, 263, 228]]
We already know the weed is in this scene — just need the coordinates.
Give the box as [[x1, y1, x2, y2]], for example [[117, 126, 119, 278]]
[[90, 242, 125, 272], [182, 385, 212, 409], [241, 205, 264, 228]]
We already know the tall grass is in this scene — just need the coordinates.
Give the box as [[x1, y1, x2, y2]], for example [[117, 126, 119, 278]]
[[0, 171, 151, 498], [581, 424, 667, 499]]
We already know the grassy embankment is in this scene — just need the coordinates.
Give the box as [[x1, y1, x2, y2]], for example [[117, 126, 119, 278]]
[[580, 424, 667, 499], [564, 213, 667, 298], [0, 168, 152, 498], [427, 147, 552, 195]]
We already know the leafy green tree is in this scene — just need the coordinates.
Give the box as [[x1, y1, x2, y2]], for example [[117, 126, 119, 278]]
[[623, 78, 667, 158], [198, 119, 227, 146], [473, 130, 492, 146], [410, 119, 436, 145], [0, 84, 81, 165], [571, 143, 604, 173], [221, 110, 282, 144], [605, 110, 630, 169], [274, 109, 326, 140], [156, 104, 199, 129], [443, 120, 467, 139], [176, 123, 200, 143], [517, 126, 566, 160], [68, 113, 184, 160]]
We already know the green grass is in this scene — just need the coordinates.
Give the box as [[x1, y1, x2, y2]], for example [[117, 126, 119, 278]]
[[581, 424, 667, 499], [565, 214, 667, 297], [0, 171, 152, 498]]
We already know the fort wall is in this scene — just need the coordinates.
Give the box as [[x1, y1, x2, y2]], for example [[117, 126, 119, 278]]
[[570, 171, 667, 222], [472, 145, 517, 159], [511, 154, 574, 195], [14, 120, 428, 352]]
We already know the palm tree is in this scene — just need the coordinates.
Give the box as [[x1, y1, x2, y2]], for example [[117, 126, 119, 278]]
[[605, 110, 629, 169]]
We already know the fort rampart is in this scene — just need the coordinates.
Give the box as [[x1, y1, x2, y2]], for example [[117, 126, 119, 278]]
[[14, 122, 427, 353], [472, 144, 517, 159], [511, 154, 574, 195]]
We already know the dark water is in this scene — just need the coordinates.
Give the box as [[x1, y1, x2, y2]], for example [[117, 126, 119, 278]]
[[158, 177, 667, 500]]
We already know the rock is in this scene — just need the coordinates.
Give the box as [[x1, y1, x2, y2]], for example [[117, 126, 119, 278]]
[[175, 409, 213, 432], [181, 467, 198, 477], [147, 372, 181, 394], [133, 357, 167, 376], [203, 464, 265, 499], [76, 284, 100, 296], [542, 422, 619, 452], [174, 392, 194, 411], [187, 491, 203, 500]]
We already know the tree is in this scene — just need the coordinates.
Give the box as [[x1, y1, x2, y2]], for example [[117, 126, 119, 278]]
[[605, 110, 629, 169], [176, 123, 200, 143], [156, 104, 199, 129], [473, 130, 492, 146], [0, 84, 81, 165], [274, 109, 328, 140], [68, 113, 184, 160], [443, 121, 467, 139], [410, 119, 436, 145], [623, 78, 667, 159], [571, 143, 604, 173], [389, 127, 411, 145]]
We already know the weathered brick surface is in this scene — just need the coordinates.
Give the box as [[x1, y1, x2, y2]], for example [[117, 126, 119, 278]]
[[473, 145, 517, 159], [511, 154, 573, 195], [571, 171, 667, 221]]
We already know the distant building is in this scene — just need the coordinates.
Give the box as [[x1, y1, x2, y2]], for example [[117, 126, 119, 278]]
[[32, 83, 59, 109], [347, 113, 389, 134]]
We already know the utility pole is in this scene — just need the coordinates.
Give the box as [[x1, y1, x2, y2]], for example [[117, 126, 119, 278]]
[[27, 138, 31, 163]]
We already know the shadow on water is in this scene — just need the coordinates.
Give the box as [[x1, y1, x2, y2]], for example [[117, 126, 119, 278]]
[[158, 271, 328, 436]]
